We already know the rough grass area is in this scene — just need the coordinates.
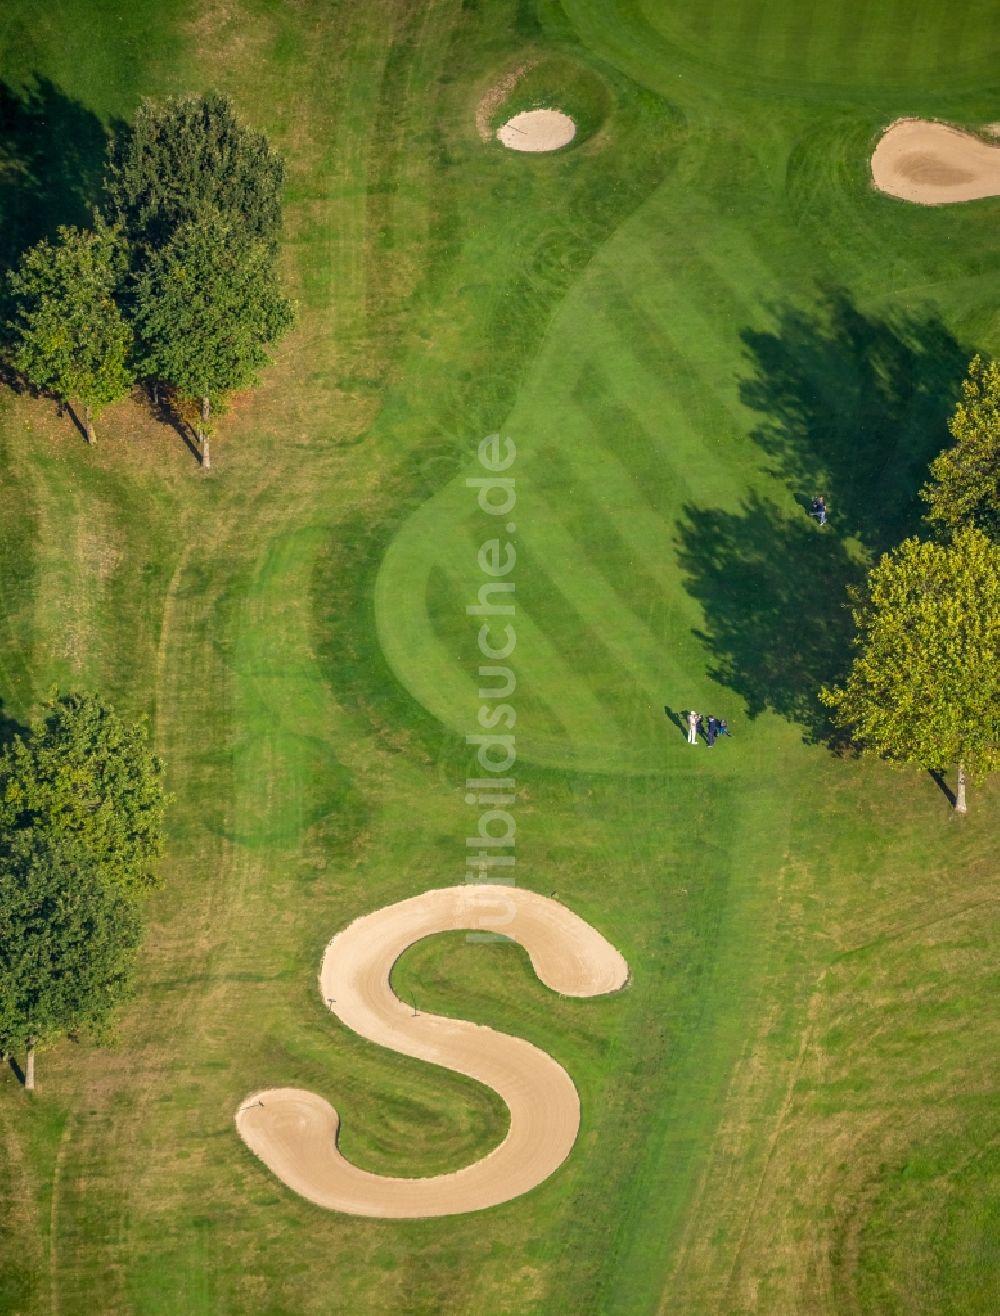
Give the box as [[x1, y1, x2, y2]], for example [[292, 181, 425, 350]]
[[0, 1, 998, 1313]]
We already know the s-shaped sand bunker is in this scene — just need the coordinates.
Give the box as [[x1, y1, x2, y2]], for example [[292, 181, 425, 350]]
[[236, 886, 628, 1218], [871, 119, 1000, 204]]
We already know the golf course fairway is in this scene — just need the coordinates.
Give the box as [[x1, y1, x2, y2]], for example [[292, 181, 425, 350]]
[[0, 1, 997, 1313]]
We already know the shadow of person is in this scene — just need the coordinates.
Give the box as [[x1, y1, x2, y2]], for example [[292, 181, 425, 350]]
[[662, 704, 687, 738]]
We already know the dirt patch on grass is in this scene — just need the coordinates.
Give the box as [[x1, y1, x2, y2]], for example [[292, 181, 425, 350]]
[[475, 62, 537, 141]]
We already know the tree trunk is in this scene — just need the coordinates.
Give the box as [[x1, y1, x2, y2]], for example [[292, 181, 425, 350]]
[[200, 395, 211, 470], [25, 1041, 35, 1091], [84, 403, 96, 445], [955, 761, 967, 814]]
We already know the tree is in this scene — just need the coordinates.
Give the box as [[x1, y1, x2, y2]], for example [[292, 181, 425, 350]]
[[133, 210, 293, 468], [0, 692, 167, 898], [0, 828, 141, 1090], [821, 527, 1000, 812], [99, 93, 289, 464], [4, 223, 133, 443], [921, 354, 1000, 543], [104, 92, 284, 258]]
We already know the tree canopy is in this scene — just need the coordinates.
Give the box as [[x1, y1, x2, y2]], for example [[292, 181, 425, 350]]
[[104, 92, 284, 257], [0, 828, 141, 1074], [0, 692, 167, 898], [3, 92, 290, 463], [922, 354, 1000, 543], [4, 223, 133, 442], [821, 526, 1000, 811], [133, 208, 292, 464]]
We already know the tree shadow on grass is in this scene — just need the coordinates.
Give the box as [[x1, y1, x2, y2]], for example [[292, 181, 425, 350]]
[[0, 76, 115, 278], [740, 287, 970, 555], [677, 494, 864, 743], [928, 768, 957, 809], [146, 382, 203, 465], [0, 697, 26, 751], [677, 291, 974, 742]]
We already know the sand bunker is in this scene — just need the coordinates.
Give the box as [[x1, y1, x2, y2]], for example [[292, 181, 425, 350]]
[[236, 885, 628, 1218], [871, 119, 1000, 205], [498, 109, 576, 152]]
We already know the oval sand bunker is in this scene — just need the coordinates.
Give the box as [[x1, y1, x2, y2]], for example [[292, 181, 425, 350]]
[[871, 119, 1000, 205], [498, 108, 576, 152]]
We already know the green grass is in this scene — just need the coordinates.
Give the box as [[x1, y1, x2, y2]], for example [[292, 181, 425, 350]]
[[0, 1, 998, 1313]]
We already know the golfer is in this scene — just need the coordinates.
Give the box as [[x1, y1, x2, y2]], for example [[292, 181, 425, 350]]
[[687, 709, 699, 745]]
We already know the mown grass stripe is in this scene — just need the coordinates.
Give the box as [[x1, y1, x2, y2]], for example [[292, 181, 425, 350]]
[[531, 434, 704, 630], [442, 561, 628, 760], [375, 483, 626, 760], [515, 513, 675, 704]]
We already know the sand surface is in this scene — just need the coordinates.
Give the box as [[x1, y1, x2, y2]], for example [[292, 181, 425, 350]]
[[236, 885, 628, 1218], [871, 119, 1000, 204], [497, 109, 576, 152]]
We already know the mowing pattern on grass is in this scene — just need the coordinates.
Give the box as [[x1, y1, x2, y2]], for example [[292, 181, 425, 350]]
[[0, 0, 998, 1314]]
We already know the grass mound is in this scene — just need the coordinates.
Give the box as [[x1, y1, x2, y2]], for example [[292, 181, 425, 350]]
[[487, 55, 612, 148]]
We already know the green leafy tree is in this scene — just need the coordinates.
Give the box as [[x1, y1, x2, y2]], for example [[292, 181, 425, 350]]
[[821, 527, 1000, 812], [0, 828, 141, 1090], [0, 692, 168, 898], [4, 223, 133, 443], [104, 92, 284, 258], [133, 210, 293, 468], [921, 354, 1000, 543]]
